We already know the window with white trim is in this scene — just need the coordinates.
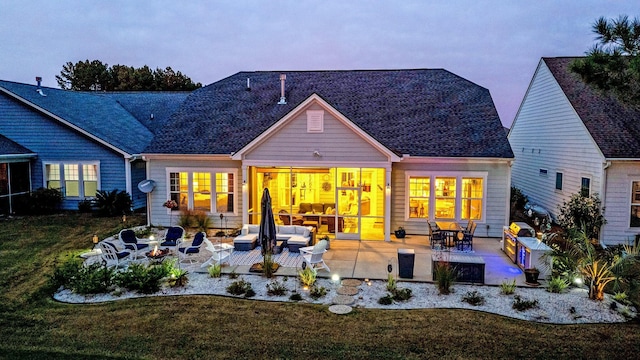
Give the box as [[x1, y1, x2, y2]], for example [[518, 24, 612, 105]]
[[406, 172, 487, 221], [167, 169, 236, 213], [631, 181, 640, 227], [581, 177, 591, 197], [44, 162, 100, 198]]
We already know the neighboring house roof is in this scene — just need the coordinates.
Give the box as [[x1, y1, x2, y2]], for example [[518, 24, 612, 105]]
[[99, 92, 189, 134], [146, 69, 513, 158], [0, 133, 35, 156], [543, 57, 640, 159], [0, 80, 186, 155]]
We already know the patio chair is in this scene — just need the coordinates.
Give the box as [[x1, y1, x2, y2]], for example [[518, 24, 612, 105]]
[[428, 222, 446, 249], [118, 229, 149, 259], [279, 210, 303, 226], [99, 241, 132, 268], [301, 239, 330, 273], [456, 221, 477, 251], [160, 226, 185, 253], [178, 231, 206, 264]]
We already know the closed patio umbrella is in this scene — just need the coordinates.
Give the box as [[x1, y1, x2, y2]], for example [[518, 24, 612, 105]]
[[259, 188, 277, 256]]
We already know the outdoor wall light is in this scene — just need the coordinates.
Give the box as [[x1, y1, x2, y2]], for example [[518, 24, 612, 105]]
[[313, 150, 322, 157]]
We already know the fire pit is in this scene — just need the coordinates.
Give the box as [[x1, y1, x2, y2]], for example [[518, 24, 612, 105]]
[[146, 246, 170, 264]]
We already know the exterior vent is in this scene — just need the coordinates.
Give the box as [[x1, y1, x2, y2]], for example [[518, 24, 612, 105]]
[[307, 110, 324, 133], [278, 74, 286, 104]]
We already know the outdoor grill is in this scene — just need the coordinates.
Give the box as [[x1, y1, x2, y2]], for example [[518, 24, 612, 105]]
[[501, 222, 535, 263], [502, 222, 552, 278]]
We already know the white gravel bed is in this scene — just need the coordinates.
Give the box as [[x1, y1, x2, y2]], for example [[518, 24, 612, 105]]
[[54, 272, 634, 324]]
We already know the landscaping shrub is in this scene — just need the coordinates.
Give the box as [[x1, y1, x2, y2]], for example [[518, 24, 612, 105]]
[[177, 209, 195, 228], [461, 290, 485, 306], [226, 278, 253, 296], [378, 294, 394, 305], [71, 263, 116, 294], [114, 263, 167, 294], [266, 280, 288, 296], [557, 193, 606, 240], [386, 273, 397, 292], [499, 279, 517, 295], [298, 267, 316, 287], [77, 198, 94, 213], [392, 287, 412, 301], [29, 187, 63, 215], [262, 252, 275, 278], [510, 186, 528, 212], [547, 277, 569, 293], [289, 293, 303, 301], [169, 268, 189, 287], [208, 263, 222, 278], [309, 285, 328, 299], [193, 210, 211, 231], [94, 189, 132, 217], [512, 295, 539, 311], [434, 261, 456, 295], [48, 256, 84, 291]]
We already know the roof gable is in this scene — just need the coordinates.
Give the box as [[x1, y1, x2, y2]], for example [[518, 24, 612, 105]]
[[146, 69, 513, 158], [0, 134, 35, 156], [232, 94, 401, 162], [543, 57, 640, 158]]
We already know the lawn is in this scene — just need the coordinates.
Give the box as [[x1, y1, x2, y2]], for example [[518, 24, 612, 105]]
[[1, 214, 639, 359]]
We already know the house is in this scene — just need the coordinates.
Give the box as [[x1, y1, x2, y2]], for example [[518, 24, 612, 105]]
[[0, 79, 188, 214], [142, 69, 514, 241], [509, 57, 640, 245]]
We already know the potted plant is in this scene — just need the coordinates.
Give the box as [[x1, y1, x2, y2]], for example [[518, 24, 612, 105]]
[[524, 267, 540, 285], [394, 226, 406, 239]]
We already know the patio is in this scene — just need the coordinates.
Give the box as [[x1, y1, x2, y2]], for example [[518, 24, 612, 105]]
[[194, 235, 533, 287]]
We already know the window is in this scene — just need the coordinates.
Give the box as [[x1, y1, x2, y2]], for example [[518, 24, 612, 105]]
[[461, 178, 483, 220], [555, 172, 563, 190], [631, 181, 640, 227], [46, 164, 61, 190], [581, 177, 591, 197], [408, 177, 429, 218], [168, 169, 236, 213], [406, 172, 486, 221], [435, 177, 456, 219], [44, 162, 99, 198]]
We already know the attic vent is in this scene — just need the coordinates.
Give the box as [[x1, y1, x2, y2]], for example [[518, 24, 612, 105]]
[[306, 110, 324, 133]]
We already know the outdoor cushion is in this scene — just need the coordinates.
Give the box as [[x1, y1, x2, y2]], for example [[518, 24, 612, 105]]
[[312, 203, 324, 213], [279, 226, 296, 234]]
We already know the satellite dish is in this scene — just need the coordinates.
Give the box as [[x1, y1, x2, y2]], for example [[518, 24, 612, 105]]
[[137, 179, 156, 193]]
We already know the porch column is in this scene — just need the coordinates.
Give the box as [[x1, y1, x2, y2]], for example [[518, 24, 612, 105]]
[[385, 168, 392, 241], [242, 165, 248, 225]]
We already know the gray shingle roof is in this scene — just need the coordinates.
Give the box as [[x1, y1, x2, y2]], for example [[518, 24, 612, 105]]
[[145, 69, 513, 158], [0, 134, 34, 155], [544, 57, 640, 159], [0, 80, 175, 155]]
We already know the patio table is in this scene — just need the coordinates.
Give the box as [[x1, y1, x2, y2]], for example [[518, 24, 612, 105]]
[[435, 221, 464, 247]]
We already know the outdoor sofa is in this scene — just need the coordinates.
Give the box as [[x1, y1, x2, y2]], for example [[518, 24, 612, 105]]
[[233, 224, 312, 253]]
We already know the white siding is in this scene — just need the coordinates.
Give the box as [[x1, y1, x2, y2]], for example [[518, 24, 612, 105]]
[[147, 158, 243, 228], [601, 161, 640, 245], [391, 160, 510, 237], [509, 60, 605, 219], [244, 103, 388, 162]]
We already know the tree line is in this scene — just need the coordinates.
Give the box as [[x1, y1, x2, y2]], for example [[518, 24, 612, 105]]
[[55, 59, 202, 91]]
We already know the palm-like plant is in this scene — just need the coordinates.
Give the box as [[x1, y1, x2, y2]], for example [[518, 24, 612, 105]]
[[571, 231, 620, 300]]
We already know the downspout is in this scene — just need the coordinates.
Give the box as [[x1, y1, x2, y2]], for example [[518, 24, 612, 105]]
[[600, 161, 611, 248]]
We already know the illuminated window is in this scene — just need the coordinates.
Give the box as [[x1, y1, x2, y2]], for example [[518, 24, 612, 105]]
[[83, 164, 98, 197], [408, 177, 429, 218], [461, 178, 483, 220], [435, 177, 456, 219], [45, 162, 99, 198], [46, 164, 61, 190], [216, 173, 234, 213], [168, 170, 235, 213], [631, 181, 640, 227]]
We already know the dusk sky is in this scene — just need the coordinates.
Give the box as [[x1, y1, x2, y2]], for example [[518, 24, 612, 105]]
[[0, 1, 636, 126]]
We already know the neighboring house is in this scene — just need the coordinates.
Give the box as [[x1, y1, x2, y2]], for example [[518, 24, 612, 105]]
[[0, 79, 188, 213], [143, 69, 514, 241], [509, 57, 640, 245]]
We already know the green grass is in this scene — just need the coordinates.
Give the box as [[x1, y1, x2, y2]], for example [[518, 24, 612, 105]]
[[1, 214, 639, 359]]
